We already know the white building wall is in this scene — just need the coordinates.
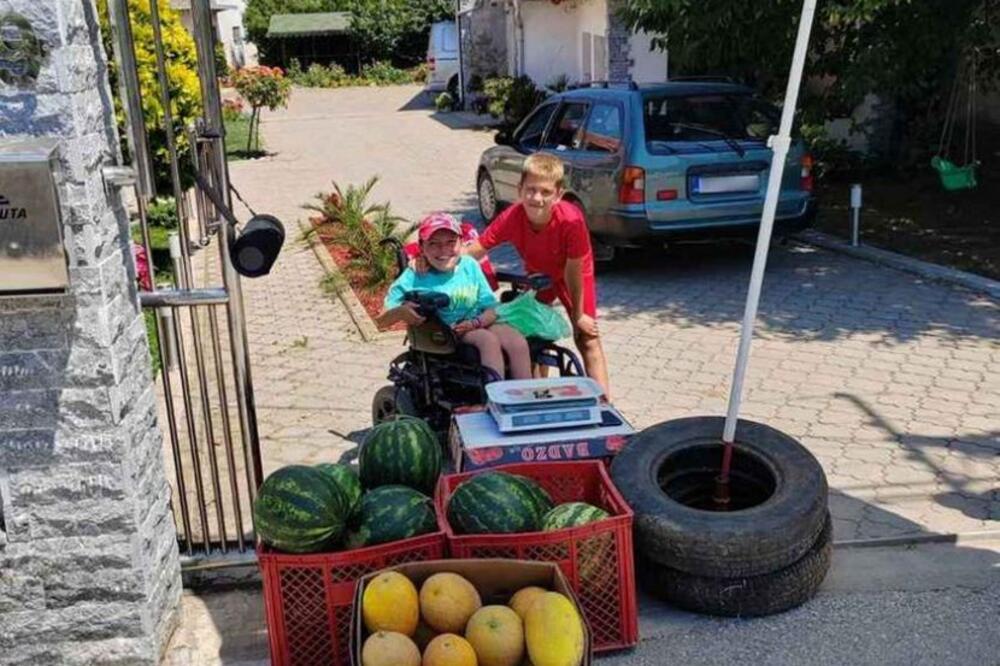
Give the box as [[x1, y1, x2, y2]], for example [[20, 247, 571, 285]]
[[628, 30, 667, 83], [520, 0, 608, 87]]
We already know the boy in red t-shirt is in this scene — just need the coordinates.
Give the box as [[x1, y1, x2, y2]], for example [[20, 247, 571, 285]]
[[467, 154, 610, 397]]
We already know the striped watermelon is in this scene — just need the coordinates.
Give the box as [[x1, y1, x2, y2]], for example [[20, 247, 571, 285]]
[[541, 502, 610, 530], [345, 485, 438, 548], [315, 463, 362, 520], [253, 465, 347, 553], [359, 416, 442, 494], [447, 471, 554, 535]]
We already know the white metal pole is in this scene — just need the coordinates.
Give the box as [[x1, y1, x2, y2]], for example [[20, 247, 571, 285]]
[[850, 183, 862, 246], [722, 0, 819, 444]]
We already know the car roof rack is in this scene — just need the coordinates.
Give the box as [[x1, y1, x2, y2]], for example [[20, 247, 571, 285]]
[[667, 75, 737, 84], [566, 80, 639, 91]]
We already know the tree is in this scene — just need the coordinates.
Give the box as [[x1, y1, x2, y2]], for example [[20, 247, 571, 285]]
[[231, 66, 292, 153], [98, 0, 203, 193], [616, 0, 997, 163], [245, 0, 345, 62], [347, 0, 453, 65]]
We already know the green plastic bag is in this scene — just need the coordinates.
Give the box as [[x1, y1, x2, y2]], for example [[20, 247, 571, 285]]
[[495, 291, 571, 341]]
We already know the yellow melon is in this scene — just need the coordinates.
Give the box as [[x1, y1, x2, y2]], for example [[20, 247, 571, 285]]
[[524, 592, 584, 666], [508, 586, 547, 621], [362, 630, 421, 666], [422, 633, 479, 666], [420, 572, 482, 633], [363, 572, 420, 636], [464, 605, 524, 666]]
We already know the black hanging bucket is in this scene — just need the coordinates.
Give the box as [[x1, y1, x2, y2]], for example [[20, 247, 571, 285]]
[[230, 214, 285, 278]]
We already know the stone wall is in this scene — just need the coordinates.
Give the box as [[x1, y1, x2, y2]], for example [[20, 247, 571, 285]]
[[0, 1, 181, 664], [606, 0, 632, 83]]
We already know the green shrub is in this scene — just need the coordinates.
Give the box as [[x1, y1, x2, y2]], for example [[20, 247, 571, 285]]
[[546, 74, 570, 93], [483, 75, 547, 129], [361, 60, 412, 85], [232, 66, 292, 152], [435, 92, 454, 112], [146, 197, 179, 229], [97, 0, 203, 193]]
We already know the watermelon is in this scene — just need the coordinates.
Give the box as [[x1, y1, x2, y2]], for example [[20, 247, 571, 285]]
[[345, 485, 438, 548], [446, 471, 554, 535], [253, 465, 347, 553], [315, 463, 362, 520], [541, 502, 610, 530], [359, 416, 442, 494]]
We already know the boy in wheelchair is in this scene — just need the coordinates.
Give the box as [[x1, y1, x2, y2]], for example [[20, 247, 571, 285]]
[[372, 213, 583, 430], [376, 213, 532, 381]]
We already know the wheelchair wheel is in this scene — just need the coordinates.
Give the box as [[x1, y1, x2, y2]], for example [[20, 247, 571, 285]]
[[372, 385, 418, 426]]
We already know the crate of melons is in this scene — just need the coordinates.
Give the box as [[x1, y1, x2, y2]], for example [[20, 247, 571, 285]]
[[434, 461, 637, 652], [257, 418, 448, 666], [352, 559, 592, 666]]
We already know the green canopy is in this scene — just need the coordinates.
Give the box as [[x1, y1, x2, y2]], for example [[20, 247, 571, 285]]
[[266, 12, 352, 39]]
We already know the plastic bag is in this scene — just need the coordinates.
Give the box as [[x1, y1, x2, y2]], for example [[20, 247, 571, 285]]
[[495, 291, 571, 341]]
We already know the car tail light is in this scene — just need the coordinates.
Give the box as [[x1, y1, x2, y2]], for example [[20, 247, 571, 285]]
[[656, 189, 678, 201], [619, 166, 645, 204], [800, 153, 815, 192]]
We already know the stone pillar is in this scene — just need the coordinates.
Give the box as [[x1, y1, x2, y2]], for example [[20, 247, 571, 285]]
[[0, 1, 181, 664], [607, 0, 633, 83]]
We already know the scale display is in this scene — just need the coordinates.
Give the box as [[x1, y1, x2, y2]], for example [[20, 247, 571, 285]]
[[486, 377, 604, 433]]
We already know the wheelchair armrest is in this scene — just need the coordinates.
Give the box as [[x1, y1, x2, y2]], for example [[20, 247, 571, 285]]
[[494, 271, 552, 292]]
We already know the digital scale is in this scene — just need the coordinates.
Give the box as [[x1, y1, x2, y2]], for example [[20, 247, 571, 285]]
[[486, 377, 604, 433]]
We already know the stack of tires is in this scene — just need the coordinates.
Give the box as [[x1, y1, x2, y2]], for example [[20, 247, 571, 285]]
[[611, 417, 832, 617]]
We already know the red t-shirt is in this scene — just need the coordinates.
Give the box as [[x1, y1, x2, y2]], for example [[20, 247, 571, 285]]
[[479, 200, 595, 282], [479, 200, 597, 317]]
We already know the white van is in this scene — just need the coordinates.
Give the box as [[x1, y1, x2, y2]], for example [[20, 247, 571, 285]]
[[425, 21, 459, 94]]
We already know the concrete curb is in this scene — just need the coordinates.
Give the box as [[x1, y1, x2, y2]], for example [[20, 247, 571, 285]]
[[295, 218, 404, 344], [796, 230, 1000, 300]]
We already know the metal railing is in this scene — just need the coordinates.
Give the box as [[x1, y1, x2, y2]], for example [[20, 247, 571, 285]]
[[107, 0, 263, 559]]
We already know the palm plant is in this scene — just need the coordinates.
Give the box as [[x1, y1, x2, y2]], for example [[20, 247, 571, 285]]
[[302, 176, 415, 290]]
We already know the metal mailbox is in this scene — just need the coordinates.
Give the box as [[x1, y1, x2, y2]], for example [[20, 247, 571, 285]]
[[0, 138, 69, 294]]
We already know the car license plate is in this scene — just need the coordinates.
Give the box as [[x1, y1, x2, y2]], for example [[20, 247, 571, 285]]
[[693, 174, 760, 194]]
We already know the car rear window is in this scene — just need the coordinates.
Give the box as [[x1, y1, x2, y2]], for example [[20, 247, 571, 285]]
[[643, 94, 778, 153]]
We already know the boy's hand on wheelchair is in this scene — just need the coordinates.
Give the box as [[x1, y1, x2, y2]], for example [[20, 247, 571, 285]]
[[399, 302, 427, 325], [409, 255, 430, 274], [574, 313, 599, 337]]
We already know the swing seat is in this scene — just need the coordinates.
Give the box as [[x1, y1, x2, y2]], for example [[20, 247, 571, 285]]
[[931, 156, 978, 191]]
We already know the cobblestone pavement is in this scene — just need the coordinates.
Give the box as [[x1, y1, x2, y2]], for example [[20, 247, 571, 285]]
[[227, 85, 1000, 542]]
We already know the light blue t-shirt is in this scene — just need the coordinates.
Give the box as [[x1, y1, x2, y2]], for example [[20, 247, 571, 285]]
[[384, 255, 498, 326]]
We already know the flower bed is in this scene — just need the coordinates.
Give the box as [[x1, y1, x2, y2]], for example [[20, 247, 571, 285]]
[[305, 177, 415, 332]]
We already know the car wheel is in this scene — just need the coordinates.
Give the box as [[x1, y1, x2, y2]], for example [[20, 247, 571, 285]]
[[477, 171, 499, 222], [638, 512, 833, 617], [371, 385, 418, 426], [610, 416, 828, 578]]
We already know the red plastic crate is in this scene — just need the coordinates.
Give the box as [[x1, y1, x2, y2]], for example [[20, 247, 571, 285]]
[[258, 531, 445, 666], [435, 461, 637, 652]]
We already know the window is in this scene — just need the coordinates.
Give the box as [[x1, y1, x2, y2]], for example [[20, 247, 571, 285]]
[[582, 104, 622, 152], [515, 103, 557, 150], [592, 34, 607, 81], [581, 32, 592, 83], [543, 102, 589, 150], [643, 93, 780, 152], [232, 26, 243, 44]]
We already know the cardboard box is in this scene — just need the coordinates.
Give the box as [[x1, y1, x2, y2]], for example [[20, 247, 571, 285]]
[[352, 559, 593, 666], [449, 405, 636, 471]]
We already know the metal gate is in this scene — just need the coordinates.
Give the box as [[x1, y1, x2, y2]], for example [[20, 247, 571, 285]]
[[105, 0, 263, 563]]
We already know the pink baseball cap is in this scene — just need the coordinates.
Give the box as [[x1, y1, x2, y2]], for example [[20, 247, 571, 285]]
[[418, 212, 462, 241]]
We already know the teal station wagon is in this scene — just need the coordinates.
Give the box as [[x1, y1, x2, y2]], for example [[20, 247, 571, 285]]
[[476, 82, 816, 259]]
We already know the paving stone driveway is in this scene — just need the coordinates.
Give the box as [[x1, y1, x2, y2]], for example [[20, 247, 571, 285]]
[[228, 85, 999, 542]]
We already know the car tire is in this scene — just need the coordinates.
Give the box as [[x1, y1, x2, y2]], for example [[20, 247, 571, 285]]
[[638, 512, 833, 617], [477, 171, 500, 222], [371, 385, 418, 426], [610, 416, 828, 578]]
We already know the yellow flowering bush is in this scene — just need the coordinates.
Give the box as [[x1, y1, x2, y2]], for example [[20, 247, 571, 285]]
[[98, 0, 203, 192]]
